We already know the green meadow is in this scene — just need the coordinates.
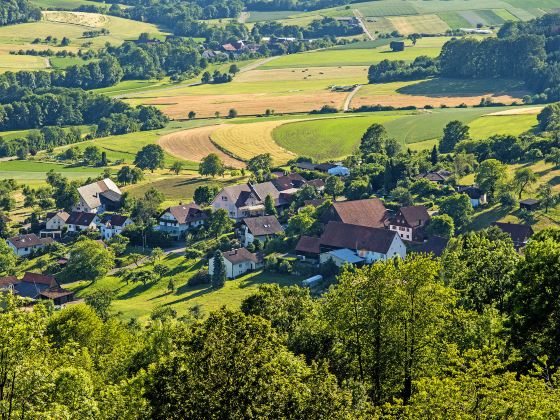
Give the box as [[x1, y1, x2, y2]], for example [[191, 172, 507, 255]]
[[468, 114, 539, 139], [30, 0, 101, 8], [273, 107, 500, 161], [261, 38, 447, 69]]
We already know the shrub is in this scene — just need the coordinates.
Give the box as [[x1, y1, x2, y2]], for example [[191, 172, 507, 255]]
[[188, 270, 211, 286]]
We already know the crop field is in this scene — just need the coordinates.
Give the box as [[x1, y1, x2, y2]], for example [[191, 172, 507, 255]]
[[387, 14, 450, 34], [57, 120, 214, 166], [211, 121, 297, 164], [272, 108, 503, 161], [261, 37, 447, 69], [246, 11, 296, 22], [468, 114, 538, 139], [0, 55, 48, 72], [273, 113, 404, 161], [363, 17, 396, 35], [159, 125, 245, 169], [351, 78, 528, 109], [0, 12, 166, 49]]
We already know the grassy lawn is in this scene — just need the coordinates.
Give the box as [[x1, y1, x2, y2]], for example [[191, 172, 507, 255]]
[[68, 253, 302, 322], [261, 37, 447, 69], [124, 175, 245, 204]]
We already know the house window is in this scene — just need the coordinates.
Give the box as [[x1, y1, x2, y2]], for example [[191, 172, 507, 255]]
[[222, 196, 228, 201]]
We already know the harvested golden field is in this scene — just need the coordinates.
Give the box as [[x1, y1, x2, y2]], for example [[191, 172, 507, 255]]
[[42, 11, 108, 27], [488, 107, 544, 116], [142, 91, 347, 118], [158, 125, 245, 169], [387, 14, 450, 35], [210, 121, 296, 164], [351, 78, 529, 109]]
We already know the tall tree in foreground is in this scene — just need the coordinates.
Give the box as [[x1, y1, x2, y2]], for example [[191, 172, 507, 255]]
[[143, 309, 357, 418], [211, 250, 226, 289]]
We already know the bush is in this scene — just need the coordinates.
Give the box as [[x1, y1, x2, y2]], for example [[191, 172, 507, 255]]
[[184, 248, 204, 259], [188, 270, 211, 286]]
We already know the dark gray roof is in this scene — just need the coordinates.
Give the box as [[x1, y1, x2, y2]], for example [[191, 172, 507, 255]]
[[7, 234, 52, 249], [243, 215, 284, 236], [66, 212, 97, 227]]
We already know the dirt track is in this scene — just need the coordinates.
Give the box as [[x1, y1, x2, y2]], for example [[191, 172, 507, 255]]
[[158, 125, 245, 169]]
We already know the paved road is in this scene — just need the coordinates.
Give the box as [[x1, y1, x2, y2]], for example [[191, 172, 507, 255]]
[[343, 84, 363, 111], [239, 55, 279, 73], [353, 9, 374, 41]]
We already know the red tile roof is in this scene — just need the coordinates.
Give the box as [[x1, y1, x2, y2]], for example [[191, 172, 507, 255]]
[[320, 222, 398, 254], [22, 272, 57, 287], [295, 236, 321, 254], [7, 234, 52, 249], [322, 198, 388, 228]]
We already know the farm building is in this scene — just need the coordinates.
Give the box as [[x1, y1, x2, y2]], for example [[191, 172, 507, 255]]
[[492, 222, 534, 250], [74, 178, 122, 213], [388, 205, 430, 242], [519, 198, 540, 211], [320, 198, 388, 228]]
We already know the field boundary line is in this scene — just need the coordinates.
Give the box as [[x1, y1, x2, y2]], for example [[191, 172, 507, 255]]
[[353, 9, 374, 40]]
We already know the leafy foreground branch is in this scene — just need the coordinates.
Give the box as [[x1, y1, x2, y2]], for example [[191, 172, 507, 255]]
[[0, 230, 560, 418]]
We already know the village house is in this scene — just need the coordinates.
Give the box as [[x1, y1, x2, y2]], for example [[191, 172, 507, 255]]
[[65, 212, 100, 232], [272, 173, 307, 191], [209, 248, 263, 279], [458, 186, 487, 208], [73, 178, 122, 213], [98, 214, 133, 240], [0, 272, 74, 305], [416, 170, 453, 185], [413, 235, 450, 257], [240, 215, 284, 247], [6, 234, 53, 257], [492, 222, 534, 250], [212, 182, 291, 220], [388, 205, 431, 242], [320, 198, 388, 228], [40, 211, 69, 239], [157, 203, 206, 239], [318, 222, 407, 266]]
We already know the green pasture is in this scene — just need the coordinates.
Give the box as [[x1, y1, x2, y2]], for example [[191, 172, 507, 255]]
[[262, 37, 447, 69], [273, 112, 404, 161], [69, 253, 302, 322], [246, 11, 296, 22], [393, 77, 527, 97], [49, 56, 89, 69], [328, 37, 400, 50], [0, 160, 107, 184], [0, 13, 166, 49], [438, 12, 471, 28], [273, 107, 499, 161], [30, 0, 102, 9], [468, 114, 538, 139]]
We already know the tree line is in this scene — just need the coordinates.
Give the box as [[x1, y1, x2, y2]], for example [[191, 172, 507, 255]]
[[0, 0, 40, 26]]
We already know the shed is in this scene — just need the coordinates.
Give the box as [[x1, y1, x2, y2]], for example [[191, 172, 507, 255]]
[[520, 198, 540, 211]]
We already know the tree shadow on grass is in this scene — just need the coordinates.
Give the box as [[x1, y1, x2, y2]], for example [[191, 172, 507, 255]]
[[469, 204, 511, 231], [548, 175, 560, 187], [118, 282, 156, 299], [237, 271, 299, 289], [396, 78, 526, 98], [163, 286, 213, 306]]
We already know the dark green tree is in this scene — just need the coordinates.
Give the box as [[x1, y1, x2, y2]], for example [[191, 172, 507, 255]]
[[211, 250, 226, 289], [439, 120, 469, 153], [134, 144, 165, 172]]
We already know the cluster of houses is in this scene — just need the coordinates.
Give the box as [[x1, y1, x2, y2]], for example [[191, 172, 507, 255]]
[[5, 167, 538, 286]]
